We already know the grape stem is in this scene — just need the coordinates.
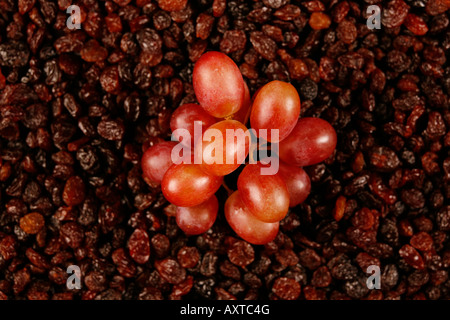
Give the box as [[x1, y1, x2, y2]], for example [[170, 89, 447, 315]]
[[243, 105, 252, 126], [248, 144, 256, 163], [248, 141, 271, 164], [222, 181, 233, 196]]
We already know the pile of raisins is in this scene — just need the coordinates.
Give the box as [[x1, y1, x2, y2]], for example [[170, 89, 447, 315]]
[[0, 0, 449, 300]]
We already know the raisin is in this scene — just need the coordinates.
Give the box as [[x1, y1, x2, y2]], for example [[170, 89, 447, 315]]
[[356, 252, 380, 272], [13, 268, 31, 294], [332, 1, 350, 23], [311, 266, 332, 288], [62, 176, 86, 207], [81, 40, 108, 63], [436, 206, 450, 231], [370, 68, 386, 94], [404, 14, 429, 35], [248, 7, 272, 23], [275, 249, 299, 267], [200, 251, 218, 277], [369, 146, 401, 172], [51, 118, 76, 148], [426, 111, 446, 141], [421, 152, 440, 175], [249, 31, 277, 61], [381, 264, 399, 291], [309, 12, 331, 30], [338, 52, 364, 70], [151, 233, 170, 258], [227, 239, 254, 268], [262, 0, 287, 9], [177, 247, 200, 269], [128, 229, 150, 264], [0, 235, 18, 260], [85, 271, 107, 292], [171, 275, 194, 298], [157, 0, 187, 12], [112, 248, 137, 278], [299, 78, 318, 100], [272, 277, 301, 300], [319, 57, 337, 81], [425, 0, 449, 16], [400, 188, 425, 209], [410, 232, 434, 252], [26, 248, 50, 269], [60, 222, 84, 249], [399, 244, 425, 270], [298, 248, 322, 270], [196, 13, 214, 40], [274, 5, 301, 21], [19, 213, 45, 235], [0, 41, 30, 68], [219, 260, 241, 280], [100, 65, 121, 93], [97, 119, 125, 141], [220, 30, 246, 54], [288, 59, 310, 80], [351, 208, 376, 230], [133, 63, 153, 89], [155, 258, 186, 284], [336, 20, 357, 44], [344, 276, 370, 299], [381, 0, 410, 28]]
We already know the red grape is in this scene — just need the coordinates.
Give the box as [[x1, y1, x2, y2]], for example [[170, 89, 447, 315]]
[[170, 103, 217, 147], [176, 195, 218, 235], [193, 51, 245, 118], [237, 163, 290, 223], [250, 80, 301, 143], [161, 163, 223, 207], [196, 120, 250, 176], [141, 141, 177, 185], [279, 117, 337, 167], [231, 81, 251, 123], [225, 191, 279, 245], [277, 161, 311, 207]]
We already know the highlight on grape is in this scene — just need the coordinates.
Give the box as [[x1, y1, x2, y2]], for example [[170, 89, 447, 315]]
[[171, 121, 280, 176]]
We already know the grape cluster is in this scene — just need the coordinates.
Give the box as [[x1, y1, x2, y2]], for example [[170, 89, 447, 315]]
[[141, 51, 337, 245]]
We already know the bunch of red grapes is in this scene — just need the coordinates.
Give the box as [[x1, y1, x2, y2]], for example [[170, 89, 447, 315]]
[[141, 51, 337, 245]]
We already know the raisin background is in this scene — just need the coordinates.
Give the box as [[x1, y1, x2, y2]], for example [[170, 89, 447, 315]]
[[0, 0, 449, 301]]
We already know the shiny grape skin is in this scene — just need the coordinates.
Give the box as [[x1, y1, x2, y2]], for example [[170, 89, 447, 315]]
[[176, 195, 218, 236], [237, 163, 290, 223], [231, 81, 251, 124], [193, 51, 245, 118], [161, 163, 223, 207], [197, 120, 250, 176], [250, 80, 301, 143], [225, 191, 279, 245], [170, 103, 217, 147], [141, 141, 177, 185], [279, 117, 337, 167], [278, 161, 311, 207]]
